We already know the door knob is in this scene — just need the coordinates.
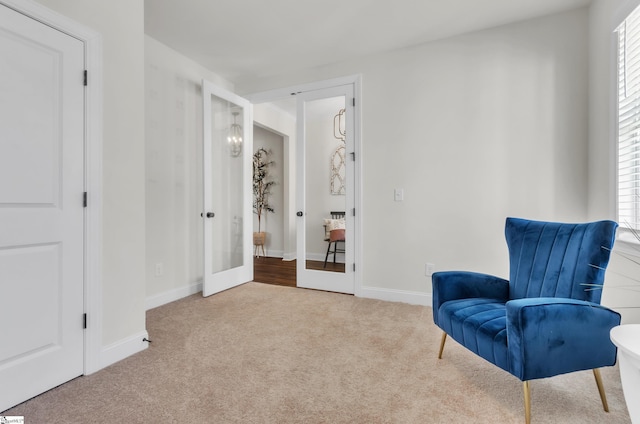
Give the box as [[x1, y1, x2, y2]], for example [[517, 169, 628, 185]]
[[296, 211, 303, 217], [206, 212, 215, 218]]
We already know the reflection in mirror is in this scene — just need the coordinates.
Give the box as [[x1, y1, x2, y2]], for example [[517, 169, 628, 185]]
[[304, 96, 346, 273], [209, 94, 244, 273]]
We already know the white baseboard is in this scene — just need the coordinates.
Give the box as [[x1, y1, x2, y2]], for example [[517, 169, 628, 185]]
[[306, 252, 346, 263], [279, 252, 344, 262], [358, 286, 432, 306], [145, 281, 203, 311], [259, 250, 342, 262], [257, 249, 284, 258], [100, 330, 149, 370], [98, 281, 206, 372]]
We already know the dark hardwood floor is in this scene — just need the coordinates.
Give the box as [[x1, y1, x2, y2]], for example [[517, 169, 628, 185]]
[[253, 257, 296, 287], [252, 256, 345, 287]]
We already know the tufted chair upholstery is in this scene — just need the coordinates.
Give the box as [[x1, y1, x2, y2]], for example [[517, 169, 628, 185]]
[[432, 217, 620, 423]]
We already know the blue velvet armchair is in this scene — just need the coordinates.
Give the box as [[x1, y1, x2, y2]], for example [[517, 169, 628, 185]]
[[432, 217, 621, 423]]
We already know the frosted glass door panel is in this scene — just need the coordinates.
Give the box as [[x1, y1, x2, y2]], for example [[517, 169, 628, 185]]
[[209, 98, 244, 273], [202, 80, 253, 296]]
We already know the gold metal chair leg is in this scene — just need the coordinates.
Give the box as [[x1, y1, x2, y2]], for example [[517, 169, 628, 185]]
[[438, 332, 447, 359], [523, 381, 531, 424], [593, 368, 609, 412]]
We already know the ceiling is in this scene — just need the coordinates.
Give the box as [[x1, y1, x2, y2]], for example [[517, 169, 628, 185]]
[[145, 0, 592, 84]]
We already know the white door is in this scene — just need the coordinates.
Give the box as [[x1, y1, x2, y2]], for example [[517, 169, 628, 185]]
[[0, 4, 85, 412], [296, 84, 355, 293], [202, 80, 253, 297]]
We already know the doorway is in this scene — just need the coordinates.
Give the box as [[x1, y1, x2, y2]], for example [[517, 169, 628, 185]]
[[247, 76, 362, 295], [253, 125, 285, 258]]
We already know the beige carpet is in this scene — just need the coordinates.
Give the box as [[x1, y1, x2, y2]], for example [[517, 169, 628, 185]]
[[4, 282, 632, 423]]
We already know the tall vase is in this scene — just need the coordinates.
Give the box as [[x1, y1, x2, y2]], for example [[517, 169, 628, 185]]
[[253, 231, 266, 257]]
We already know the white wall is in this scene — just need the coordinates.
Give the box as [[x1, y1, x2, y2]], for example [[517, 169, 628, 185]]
[[144, 36, 234, 308], [239, 8, 590, 295], [589, 0, 640, 323], [253, 125, 284, 256], [34, 0, 147, 347]]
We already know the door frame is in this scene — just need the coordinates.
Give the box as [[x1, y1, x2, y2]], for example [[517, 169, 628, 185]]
[[246, 75, 363, 296], [1, 0, 104, 374]]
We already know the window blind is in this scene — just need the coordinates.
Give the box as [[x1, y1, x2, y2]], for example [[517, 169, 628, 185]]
[[618, 6, 640, 230]]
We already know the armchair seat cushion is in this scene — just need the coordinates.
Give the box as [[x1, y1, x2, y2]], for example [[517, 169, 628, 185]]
[[439, 298, 509, 372]]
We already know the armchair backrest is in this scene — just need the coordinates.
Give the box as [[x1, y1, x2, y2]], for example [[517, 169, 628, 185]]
[[505, 217, 618, 303]]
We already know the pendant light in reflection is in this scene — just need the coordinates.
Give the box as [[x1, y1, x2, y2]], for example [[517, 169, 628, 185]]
[[228, 111, 242, 157]]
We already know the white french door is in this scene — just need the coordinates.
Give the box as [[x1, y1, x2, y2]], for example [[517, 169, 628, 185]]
[[296, 84, 355, 294], [202, 80, 253, 297], [0, 3, 85, 412]]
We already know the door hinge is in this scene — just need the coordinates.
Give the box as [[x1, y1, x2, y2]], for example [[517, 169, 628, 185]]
[[353, 263, 356, 272], [352, 98, 355, 107], [84, 70, 88, 86], [83, 192, 88, 208], [83, 313, 87, 329], [352, 208, 356, 216], [350, 152, 355, 161]]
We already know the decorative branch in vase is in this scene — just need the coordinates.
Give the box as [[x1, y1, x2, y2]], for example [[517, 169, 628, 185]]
[[253, 147, 275, 255]]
